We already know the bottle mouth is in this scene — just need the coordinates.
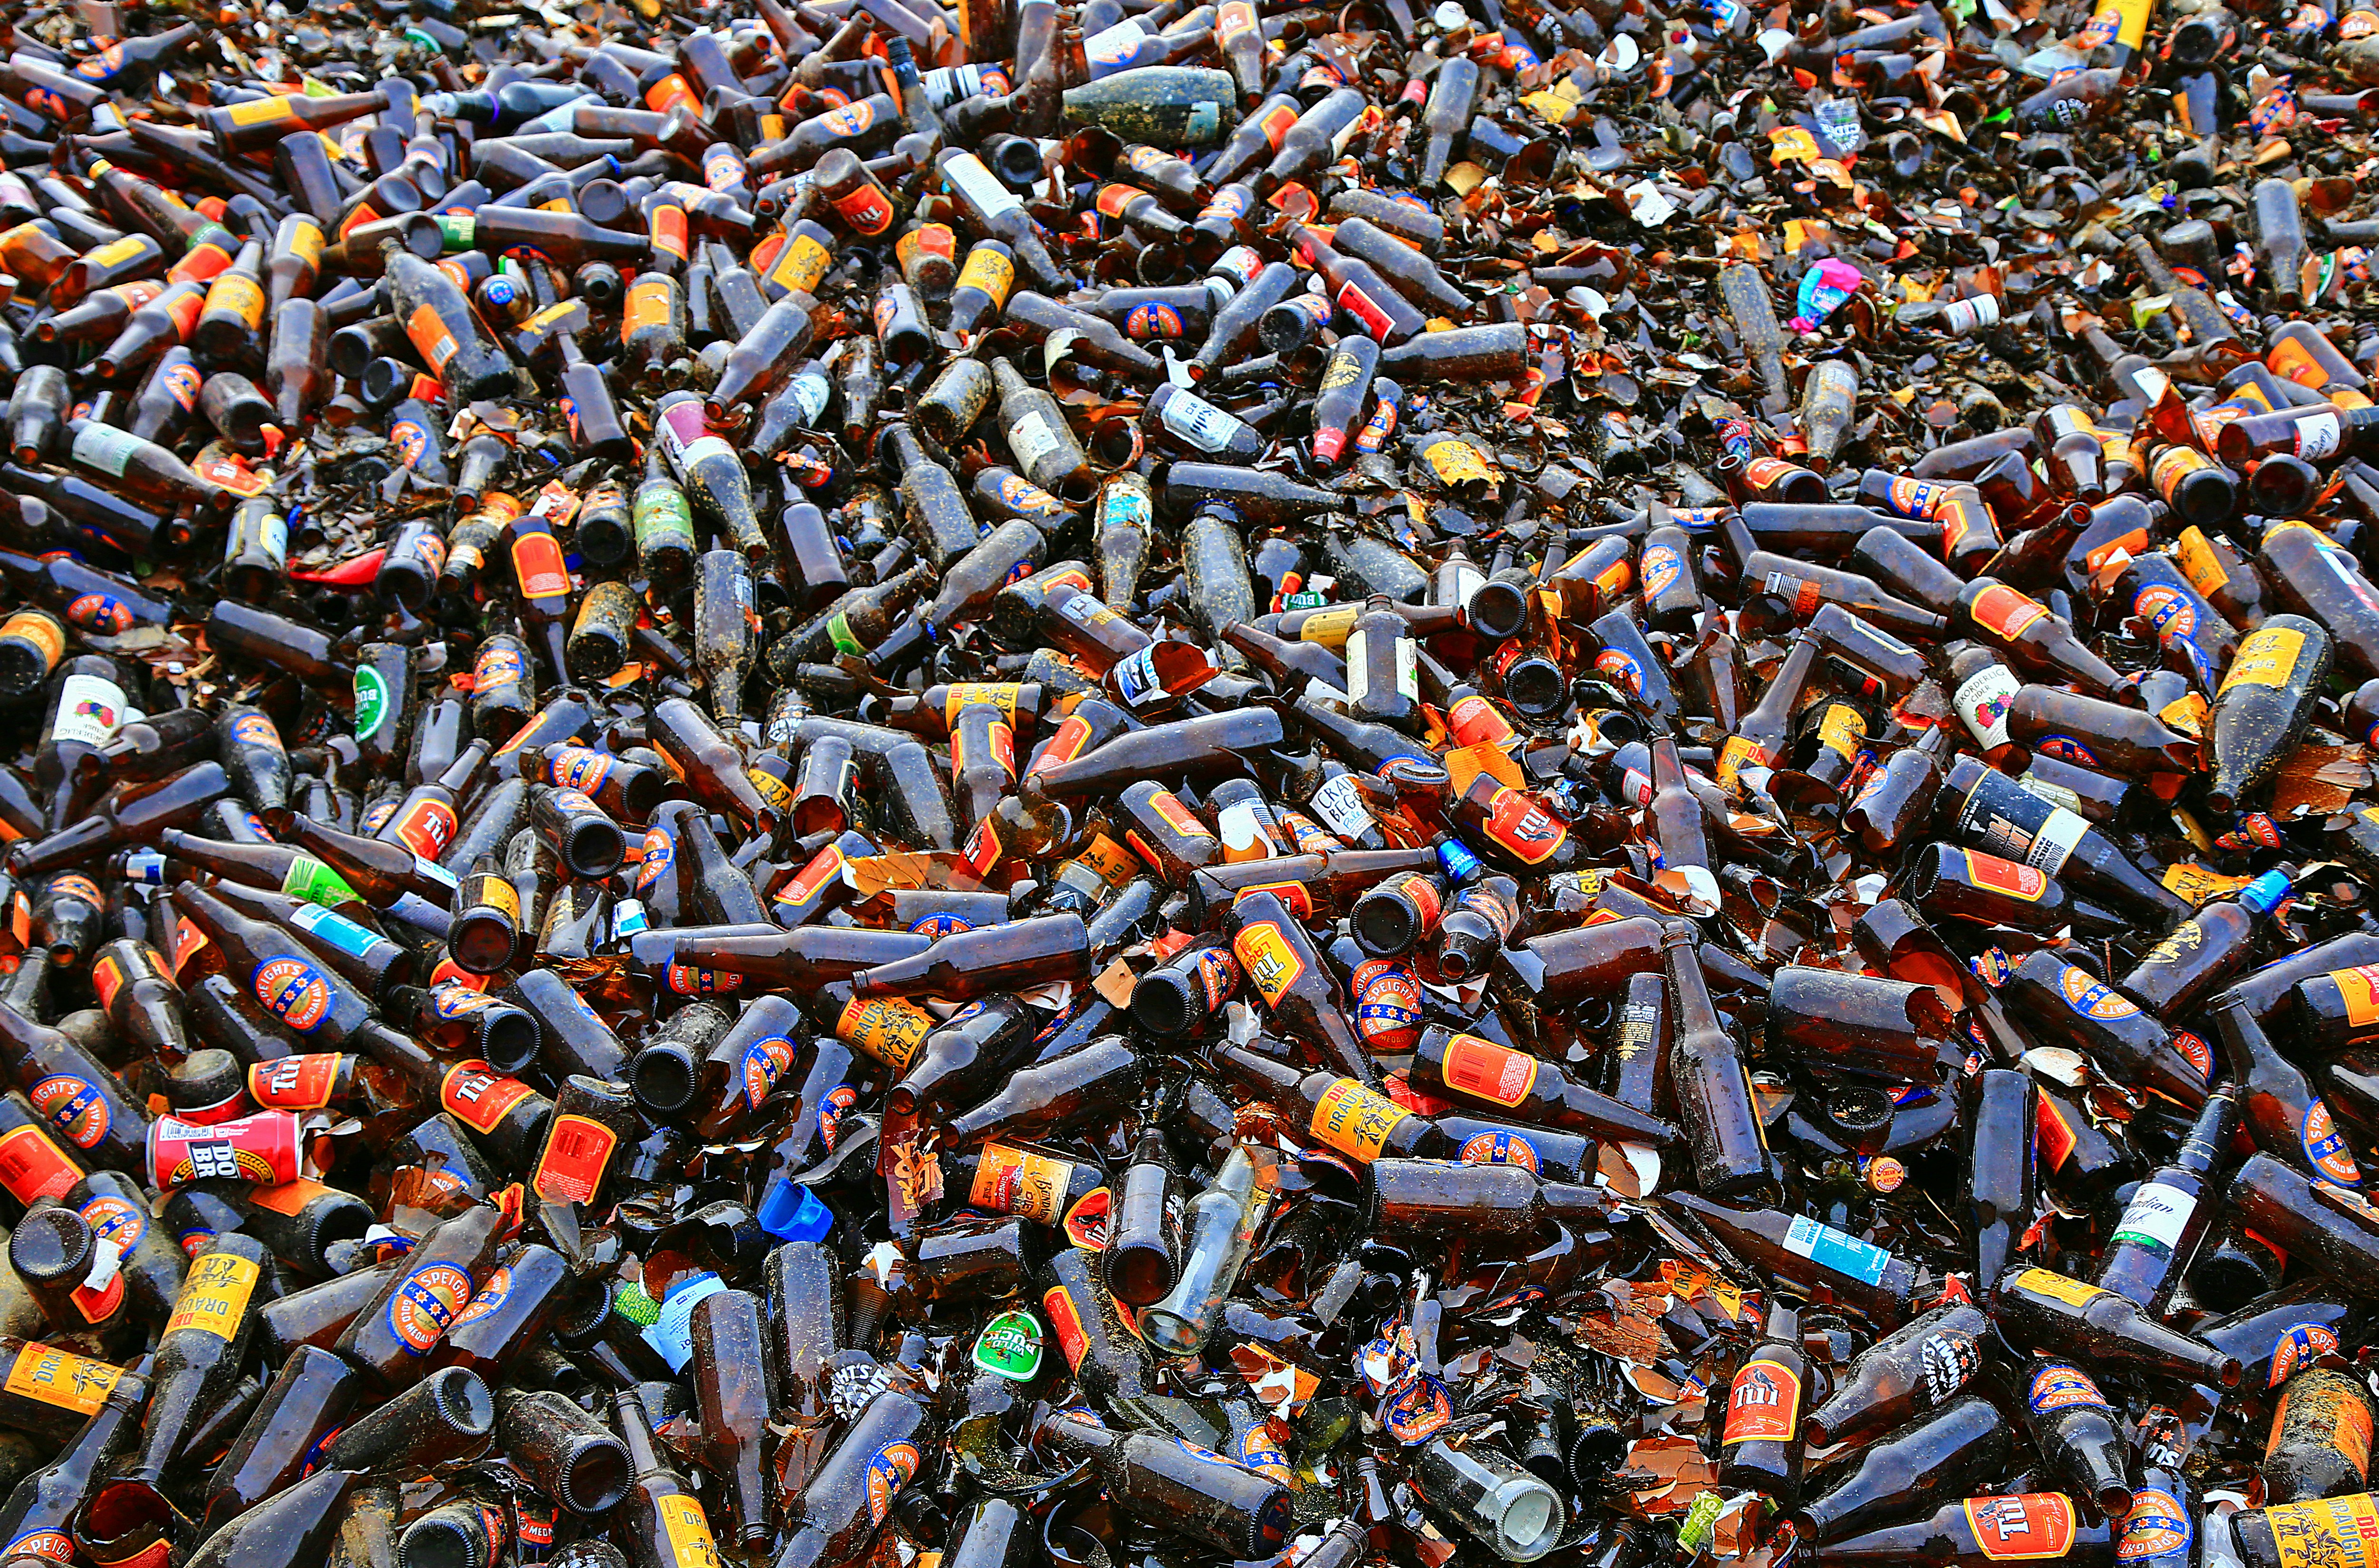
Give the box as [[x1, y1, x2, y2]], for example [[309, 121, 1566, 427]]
[[632, 1046, 698, 1112], [558, 1437, 632, 1514], [428, 1367, 498, 1436], [1127, 977, 1194, 1038], [1484, 1475, 1565, 1561]]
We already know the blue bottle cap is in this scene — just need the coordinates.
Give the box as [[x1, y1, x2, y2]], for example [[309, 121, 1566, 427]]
[[2240, 868, 2294, 916]]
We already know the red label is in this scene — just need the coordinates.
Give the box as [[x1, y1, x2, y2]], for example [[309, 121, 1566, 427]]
[[392, 798, 457, 860], [1042, 1284, 1089, 1369], [1966, 1495, 2079, 1560], [1964, 850, 2046, 900], [440, 1062, 537, 1134], [1970, 582, 2050, 640], [0, 1126, 77, 1204], [248, 1054, 341, 1110], [533, 1115, 618, 1204], [1722, 1358, 1802, 1445], [1482, 787, 1568, 865], [511, 532, 570, 600]]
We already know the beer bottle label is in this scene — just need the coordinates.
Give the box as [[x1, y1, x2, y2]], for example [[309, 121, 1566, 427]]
[[29, 1075, 108, 1149], [250, 1054, 345, 1110], [2116, 1488, 2191, 1566], [2271, 1322, 2345, 1387], [386, 1258, 474, 1354], [249, 1178, 331, 1216], [655, 1491, 720, 1568], [835, 996, 932, 1073], [2013, 1268, 2105, 1308], [2223, 625, 2306, 691], [79, 1193, 144, 1252], [534, 1115, 619, 1204], [955, 244, 1015, 307], [969, 1145, 1075, 1224], [49, 672, 125, 747], [738, 1035, 794, 1109], [1437, 1035, 1537, 1107], [1781, 1213, 1890, 1285], [1480, 786, 1568, 865], [1964, 850, 2047, 900], [2176, 528, 2231, 594], [973, 1309, 1044, 1382], [3, 1342, 118, 1416], [2258, 1494, 2379, 1568], [1967, 582, 2050, 641], [1308, 1079, 1408, 1161], [2058, 968, 2139, 1021], [1965, 1495, 2079, 1560], [281, 855, 362, 908], [168, 1251, 261, 1339], [290, 902, 384, 960], [0, 1125, 78, 1207], [2027, 1362, 2111, 1414], [1041, 1284, 1091, 1369], [253, 956, 333, 1031], [440, 1061, 537, 1133], [2302, 1101, 2363, 1187], [450, 1265, 514, 1330], [2110, 1181, 2195, 1255], [1232, 920, 1307, 1003], [1721, 1356, 1800, 1446]]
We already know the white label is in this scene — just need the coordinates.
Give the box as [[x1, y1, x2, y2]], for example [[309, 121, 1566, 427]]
[[1311, 773, 1373, 837], [50, 673, 126, 747], [1217, 801, 1269, 856], [1346, 627, 1370, 704], [1159, 388, 1239, 452], [1009, 411, 1063, 472], [1346, 628, 1417, 706], [71, 422, 145, 479], [943, 152, 1023, 220], [2111, 1180, 2195, 1253], [2026, 808, 2088, 875], [257, 510, 289, 562], [1954, 663, 2021, 750], [2297, 408, 2343, 460]]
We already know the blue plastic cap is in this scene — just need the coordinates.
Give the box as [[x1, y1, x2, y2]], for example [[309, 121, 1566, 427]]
[[1437, 837, 1483, 884], [758, 1175, 834, 1243], [2240, 869, 2294, 916]]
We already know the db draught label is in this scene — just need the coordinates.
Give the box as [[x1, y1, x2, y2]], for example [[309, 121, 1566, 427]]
[[168, 1251, 261, 1340], [4, 1343, 119, 1416], [1722, 1357, 1801, 1445]]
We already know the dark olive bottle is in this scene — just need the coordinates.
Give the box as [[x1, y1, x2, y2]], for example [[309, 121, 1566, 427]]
[[1801, 1301, 1989, 1449]]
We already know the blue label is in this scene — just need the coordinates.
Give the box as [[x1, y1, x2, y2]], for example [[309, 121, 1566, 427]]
[[1783, 1214, 1891, 1285], [289, 903, 381, 959]]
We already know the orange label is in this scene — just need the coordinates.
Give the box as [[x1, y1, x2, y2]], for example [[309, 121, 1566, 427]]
[[1968, 582, 2049, 641], [2328, 964, 2379, 1027], [248, 1177, 332, 1217], [1722, 1357, 1801, 1445], [533, 1114, 618, 1204], [247, 1054, 342, 1109], [1438, 1034, 1537, 1108], [3, 1343, 118, 1415], [1150, 790, 1213, 840], [1309, 1079, 1408, 1161], [623, 277, 674, 339], [0, 612, 61, 669], [404, 302, 460, 374], [969, 1144, 1073, 1224]]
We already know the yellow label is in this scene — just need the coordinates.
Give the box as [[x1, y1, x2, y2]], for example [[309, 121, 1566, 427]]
[[944, 683, 1023, 726], [746, 768, 794, 812], [768, 233, 832, 297], [474, 874, 520, 923], [1296, 606, 1359, 649], [1818, 704, 1864, 759], [4, 1343, 120, 1415], [205, 273, 265, 330], [657, 1494, 719, 1568], [1309, 1079, 1409, 1162], [1232, 921, 1306, 1004], [166, 1252, 261, 1340], [969, 1144, 1074, 1224], [226, 96, 293, 126], [2221, 626, 2306, 693], [86, 235, 147, 269], [289, 219, 324, 270], [2163, 861, 2252, 906], [835, 996, 933, 1073], [956, 245, 1015, 306], [2264, 1494, 2379, 1568], [2327, 964, 2379, 1028], [2013, 1269, 2106, 1308]]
